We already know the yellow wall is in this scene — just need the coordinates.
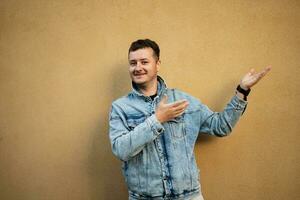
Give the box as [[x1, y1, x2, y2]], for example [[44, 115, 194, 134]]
[[0, 0, 299, 199]]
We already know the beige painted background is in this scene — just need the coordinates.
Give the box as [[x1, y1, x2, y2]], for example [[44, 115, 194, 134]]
[[0, 0, 299, 199]]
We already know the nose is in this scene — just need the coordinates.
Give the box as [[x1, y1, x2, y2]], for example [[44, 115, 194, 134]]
[[135, 62, 142, 70]]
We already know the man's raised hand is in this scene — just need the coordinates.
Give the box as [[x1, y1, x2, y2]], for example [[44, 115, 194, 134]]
[[240, 66, 271, 90]]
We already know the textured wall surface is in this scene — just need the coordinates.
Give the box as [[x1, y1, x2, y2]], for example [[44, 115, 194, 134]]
[[0, 0, 299, 199]]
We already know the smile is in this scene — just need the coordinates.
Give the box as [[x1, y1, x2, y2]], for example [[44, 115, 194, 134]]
[[134, 73, 146, 76]]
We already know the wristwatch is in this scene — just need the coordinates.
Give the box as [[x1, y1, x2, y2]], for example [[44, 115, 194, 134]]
[[236, 85, 251, 101]]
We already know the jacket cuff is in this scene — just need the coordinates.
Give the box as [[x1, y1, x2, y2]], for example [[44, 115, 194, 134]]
[[146, 114, 165, 136], [232, 94, 248, 114]]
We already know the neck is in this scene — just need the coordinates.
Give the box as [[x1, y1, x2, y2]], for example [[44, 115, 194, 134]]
[[137, 78, 158, 97]]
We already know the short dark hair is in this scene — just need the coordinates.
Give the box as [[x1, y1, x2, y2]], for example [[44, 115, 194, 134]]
[[128, 39, 160, 60]]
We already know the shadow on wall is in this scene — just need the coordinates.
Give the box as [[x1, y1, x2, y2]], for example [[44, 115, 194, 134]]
[[87, 63, 130, 200], [88, 122, 128, 200], [196, 80, 237, 144]]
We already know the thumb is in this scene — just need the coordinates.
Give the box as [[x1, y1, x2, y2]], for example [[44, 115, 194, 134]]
[[249, 68, 255, 75], [160, 94, 168, 104]]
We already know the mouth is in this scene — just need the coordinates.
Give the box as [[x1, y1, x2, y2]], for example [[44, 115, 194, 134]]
[[133, 73, 146, 77]]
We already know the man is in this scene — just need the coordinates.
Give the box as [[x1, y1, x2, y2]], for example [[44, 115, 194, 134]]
[[109, 39, 271, 200]]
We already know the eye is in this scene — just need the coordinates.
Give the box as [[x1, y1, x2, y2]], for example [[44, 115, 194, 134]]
[[141, 61, 148, 65], [130, 62, 137, 66]]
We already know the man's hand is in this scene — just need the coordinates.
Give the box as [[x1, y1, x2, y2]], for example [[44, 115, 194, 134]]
[[240, 66, 272, 90], [155, 95, 189, 123]]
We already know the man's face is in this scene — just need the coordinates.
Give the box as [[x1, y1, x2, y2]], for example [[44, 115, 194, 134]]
[[128, 48, 160, 86]]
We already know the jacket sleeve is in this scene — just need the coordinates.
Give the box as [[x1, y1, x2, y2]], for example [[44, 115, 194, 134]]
[[199, 94, 248, 137], [109, 104, 164, 161]]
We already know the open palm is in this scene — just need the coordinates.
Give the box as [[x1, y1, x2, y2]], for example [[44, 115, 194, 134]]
[[240, 66, 271, 90]]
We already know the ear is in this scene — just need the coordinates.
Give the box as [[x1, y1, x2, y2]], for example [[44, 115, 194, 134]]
[[156, 60, 161, 72]]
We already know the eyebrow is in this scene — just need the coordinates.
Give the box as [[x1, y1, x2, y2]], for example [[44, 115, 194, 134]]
[[129, 58, 149, 62]]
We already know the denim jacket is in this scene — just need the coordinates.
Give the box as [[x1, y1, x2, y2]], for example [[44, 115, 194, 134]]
[[109, 76, 247, 199]]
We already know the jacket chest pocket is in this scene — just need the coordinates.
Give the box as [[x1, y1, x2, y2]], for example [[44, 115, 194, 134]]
[[167, 116, 186, 139], [126, 115, 146, 131]]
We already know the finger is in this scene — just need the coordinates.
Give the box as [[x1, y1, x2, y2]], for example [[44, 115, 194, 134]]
[[174, 106, 188, 115], [262, 66, 271, 75], [174, 110, 185, 118], [173, 102, 189, 112], [254, 66, 271, 77], [168, 99, 188, 107], [249, 68, 255, 75], [174, 102, 189, 112], [174, 108, 187, 116], [160, 94, 168, 104], [256, 67, 271, 79], [265, 65, 272, 71]]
